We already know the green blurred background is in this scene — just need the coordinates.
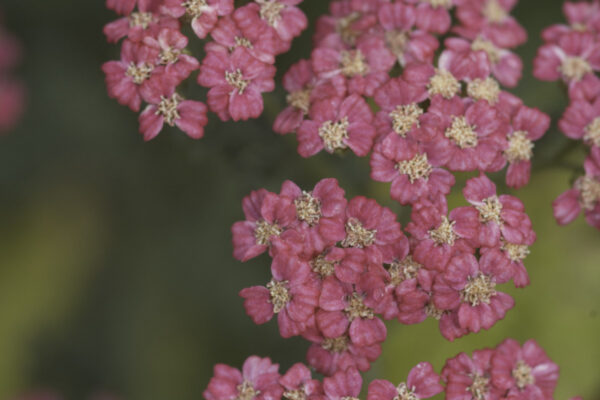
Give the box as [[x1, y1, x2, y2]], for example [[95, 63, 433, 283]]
[[0, 0, 598, 399]]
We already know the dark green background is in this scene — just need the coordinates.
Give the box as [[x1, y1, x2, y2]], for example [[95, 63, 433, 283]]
[[0, 0, 598, 399]]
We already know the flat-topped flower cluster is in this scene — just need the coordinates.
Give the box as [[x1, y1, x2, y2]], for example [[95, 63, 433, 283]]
[[204, 339, 572, 400], [232, 174, 535, 375], [533, 0, 600, 230], [102, 0, 308, 140], [275, 0, 549, 191], [0, 9, 25, 133]]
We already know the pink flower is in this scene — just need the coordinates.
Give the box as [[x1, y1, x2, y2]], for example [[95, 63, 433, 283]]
[[401, 62, 462, 100], [491, 339, 559, 400], [404, 0, 454, 35], [143, 28, 199, 85], [406, 196, 479, 271], [232, 190, 297, 261], [296, 94, 376, 157], [342, 196, 408, 263], [367, 363, 443, 400], [104, 3, 179, 43], [559, 97, 600, 148], [311, 36, 392, 96], [210, 16, 279, 65], [274, 59, 346, 135], [534, 31, 600, 84], [553, 147, 600, 229], [317, 276, 387, 346], [454, 0, 527, 49], [463, 174, 536, 247], [198, 45, 276, 121], [542, 2, 600, 43], [432, 252, 515, 334], [280, 363, 323, 400], [423, 96, 508, 172], [376, 2, 439, 67], [106, 0, 138, 15], [102, 39, 164, 111], [240, 255, 320, 338], [204, 356, 283, 400], [139, 89, 208, 141], [313, 4, 377, 49], [161, 0, 234, 39], [323, 367, 362, 400], [370, 135, 455, 205], [442, 349, 504, 400], [279, 178, 347, 252], [233, 1, 307, 53], [372, 77, 428, 141], [306, 334, 381, 376]]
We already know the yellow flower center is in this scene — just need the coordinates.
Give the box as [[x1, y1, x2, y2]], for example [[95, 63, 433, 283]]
[[129, 12, 154, 29], [340, 50, 369, 77], [396, 153, 433, 183], [126, 62, 154, 84], [483, 0, 508, 23], [560, 56, 592, 81], [226, 69, 250, 94], [512, 360, 535, 389], [319, 117, 349, 152], [461, 274, 496, 306], [344, 293, 374, 320], [584, 117, 600, 147], [258, 0, 285, 27], [254, 220, 282, 246], [183, 0, 209, 18], [429, 216, 458, 245], [342, 218, 377, 248], [294, 191, 322, 225], [505, 130, 534, 163], [390, 103, 423, 137], [322, 336, 350, 353], [467, 77, 500, 103], [267, 280, 290, 313], [445, 116, 478, 149], [389, 256, 422, 285], [471, 37, 501, 64], [575, 175, 600, 211], [468, 375, 490, 400], [428, 69, 461, 99], [286, 88, 311, 114], [476, 196, 503, 225], [236, 381, 260, 400], [156, 94, 182, 126]]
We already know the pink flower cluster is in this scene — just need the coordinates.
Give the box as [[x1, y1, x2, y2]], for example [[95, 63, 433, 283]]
[[533, 1, 600, 230], [102, 0, 308, 141], [0, 10, 25, 133], [275, 0, 549, 190], [232, 174, 535, 375], [204, 339, 576, 400]]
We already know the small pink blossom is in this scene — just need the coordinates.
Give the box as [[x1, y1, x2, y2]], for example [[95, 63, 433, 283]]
[[367, 362, 443, 400], [161, 0, 234, 39], [143, 28, 199, 85], [198, 45, 276, 121], [323, 367, 362, 400], [306, 333, 381, 376], [442, 349, 504, 400], [280, 363, 323, 400], [404, 0, 454, 35]]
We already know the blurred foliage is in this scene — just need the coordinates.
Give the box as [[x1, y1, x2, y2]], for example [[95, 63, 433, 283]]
[[0, 0, 598, 399]]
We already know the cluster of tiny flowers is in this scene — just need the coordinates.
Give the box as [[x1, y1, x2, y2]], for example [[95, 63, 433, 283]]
[[102, 0, 308, 141], [204, 339, 579, 400], [0, 9, 25, 133], [232, 174, 535, 375], [275, 0, 550, 191], [532, 0, 600, 230]]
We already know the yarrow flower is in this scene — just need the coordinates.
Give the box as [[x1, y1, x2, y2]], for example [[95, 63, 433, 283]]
[[205, 340, 573, 400], [534, 0, 600, 231], [0, 9, 25, 133], [102, 0, 308, 140]]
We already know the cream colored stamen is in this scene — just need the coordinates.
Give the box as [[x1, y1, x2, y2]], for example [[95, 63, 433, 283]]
[[344, 292, 374, 320], [254, 220, 282, 245], [389, 256, 422, 286], [483, 0, 507, 23], [284, 390, 306, 400], [385, 30, 409, 61], [423, 0, 452, 9], [390, 103, 423, 136], [287, 88, 311, 114], [429, 216, 458, 245], [476, 196, 503, 225], [393, 383, 418, 400], [129, 12, 154, 29], [560, 56, 592, 81], [319, 117, 349, 152], [159, 46, 181, 65], [226, 69, 249, 94], [468, 375, 490, 400], [428, 69, 461, 99], [183, 0, 209, 18], [505, 130, 534, 163], [575, 175, 600, 211], [467, 77, 500, 103], [471, 37, 501, 64], [446, 116, 478, 148], [237, 381, 260, 400], [235, 36, 253, 49], [501, 240, 530, 263], [294, 191, 322, 225], [156, 94, 182, 126], [426, 303, 444, 320], [336, 12, 361, 45], [342, 218, 377, 248], [584, 117, 600, 147], [396, 153, 433, 183], [512, 360, 535, 389], [267, 280, 290, 313], [311, 254, 337, 277], [340, 50, 369, 77], [258, 0, 285, 27], [322, 336, 349, 353], [461, 274, 496, 306], [126, 62, 154, 84]]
